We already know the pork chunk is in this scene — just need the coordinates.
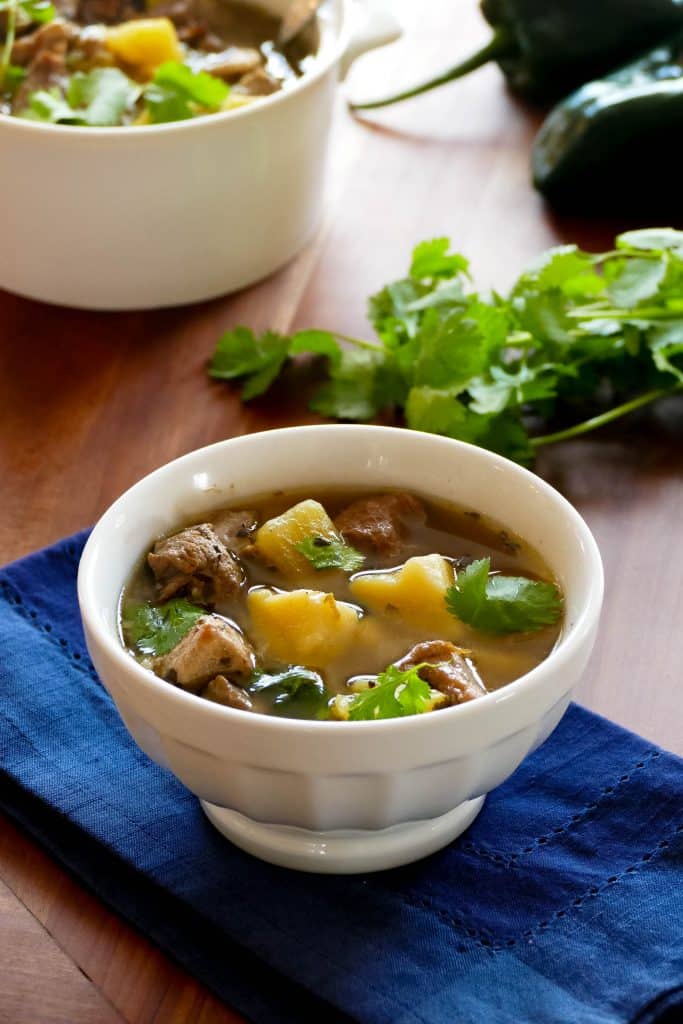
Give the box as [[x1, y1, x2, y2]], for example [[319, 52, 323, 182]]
[[335, 492, 426, 561], [53, 0, 79, 16], [10, 21, 73, 65], [235, 67, 280, 96], [210, 509, 258, 555], [147, 524, 245, 603], [395, 640, 485, 706], [155, 616, 255, 692], [202, 674, 254, 711], [146, 0, 207, 44], [11, 20, 77, 111], [10, 18, 114, 111], [77, 0, 138, 24], [196, 46, 262, 81]]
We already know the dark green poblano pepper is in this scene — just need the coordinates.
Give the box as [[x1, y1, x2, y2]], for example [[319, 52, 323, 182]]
[[351, 0, 683, 110], [532, 34, 683, 213]]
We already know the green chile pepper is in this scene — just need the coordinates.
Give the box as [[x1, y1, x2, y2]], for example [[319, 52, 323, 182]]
[[351, 0, 683, 110], [532, 34, 683, 213]]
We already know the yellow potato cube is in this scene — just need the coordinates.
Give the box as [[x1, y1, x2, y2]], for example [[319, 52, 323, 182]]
[[106, 19, 182, 75], [350, 554, 455, 633], [255, 500, 340, 576], [247, 587, 360, 668]]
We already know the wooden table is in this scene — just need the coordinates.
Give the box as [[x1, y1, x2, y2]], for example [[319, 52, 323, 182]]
[[1, 3, 681, 1021]]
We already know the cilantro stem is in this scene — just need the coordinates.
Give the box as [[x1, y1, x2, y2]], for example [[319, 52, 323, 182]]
[[531, 383, 683, 449], [1, 0, 18, 86], [567, 308, 683, 321], [335, 332, 384, 352], [349, 28, 515, 111]]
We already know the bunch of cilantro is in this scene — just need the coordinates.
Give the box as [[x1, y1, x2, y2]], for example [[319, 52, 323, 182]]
[[209, 228, 683, 465]]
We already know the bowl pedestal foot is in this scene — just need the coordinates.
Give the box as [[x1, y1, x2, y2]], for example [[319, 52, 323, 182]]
[[200, 795, 486, 873]]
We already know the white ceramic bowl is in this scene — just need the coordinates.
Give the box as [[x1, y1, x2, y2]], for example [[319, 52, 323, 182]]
[[0, 1, 399, 310], [78, 426, 604, 872]]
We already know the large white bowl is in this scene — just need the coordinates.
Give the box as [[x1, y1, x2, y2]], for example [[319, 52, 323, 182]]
[[0, 1, 399, 310], [78, 426, 604, 872]]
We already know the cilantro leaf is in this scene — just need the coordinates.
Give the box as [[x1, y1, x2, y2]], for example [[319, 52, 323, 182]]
[[122, 599, 205, 656], [144, 61, 228, 124], [369, 279, 424, 345], [19, 68, 140, 126], [0, 0, 55, 21], [412, 310, 489, 391], [19, 0, 55, 21], [445, 558, 563, 634], [617, 229, 683, 252], [522, 245, 596, 292], [345, 664, 436, 721], [464, 299, 511, 348], [405, 385, 471, 435], [405, 387, 533, 463], [512, 291, 575, 345], [405, 278, 468, 313], [248, 666, 329, 719], [607, 258, 667, 307], [469, 363, 559, 415], [208, 327, 289, 399], [20, 88, 78, 123], [410, 238, 469, 281], [67, 68, 141, 126], [289, 329, 342, 368], [295, 535, 364, 572], [648, 321, 683, 382], [309, 347, 388, 420], [154, 62, 228, 107]]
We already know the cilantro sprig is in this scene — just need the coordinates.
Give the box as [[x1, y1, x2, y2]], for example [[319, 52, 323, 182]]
[[144, 61, 229, 124], [20, 68, 142, 126], [445, 558, 563, 634], [295, 535, 365, 572], [344, 664, 439, 721], [122, 598, 205, 657], [0, 0, 55, 88], [208, 229, 683, 465]]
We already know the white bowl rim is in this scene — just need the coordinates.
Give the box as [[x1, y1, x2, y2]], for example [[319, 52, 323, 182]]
[[78, 424, 604, 735], [0, 0, 349, 139]]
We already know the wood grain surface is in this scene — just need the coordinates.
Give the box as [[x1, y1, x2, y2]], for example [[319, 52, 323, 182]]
[[1, 2, 681, 1021]]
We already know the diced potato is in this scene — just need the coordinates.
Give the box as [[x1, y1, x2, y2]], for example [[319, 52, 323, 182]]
[[255, 500, 340, 576], [350, 554, 455, 633], [247, 587, 360, 668], [106, 19, 182, 75]]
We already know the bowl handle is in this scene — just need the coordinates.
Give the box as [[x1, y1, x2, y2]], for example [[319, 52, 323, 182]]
[[339, 0, 402, 80]]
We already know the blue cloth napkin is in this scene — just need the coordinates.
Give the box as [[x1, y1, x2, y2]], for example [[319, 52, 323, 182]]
[[1, 532, 681, 1024]]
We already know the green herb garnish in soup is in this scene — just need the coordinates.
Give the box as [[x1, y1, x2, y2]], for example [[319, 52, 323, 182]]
[[0, 1, 318, 125], [445, 558, 563, 634], [119, 490, 564, 721]]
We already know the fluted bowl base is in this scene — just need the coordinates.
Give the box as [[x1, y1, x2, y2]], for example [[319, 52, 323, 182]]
[[200, 796, 486, 873]]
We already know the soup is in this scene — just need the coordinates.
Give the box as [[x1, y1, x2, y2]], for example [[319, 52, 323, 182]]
[[119, 489, 564, 721], [0, 0, 317, 125]]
